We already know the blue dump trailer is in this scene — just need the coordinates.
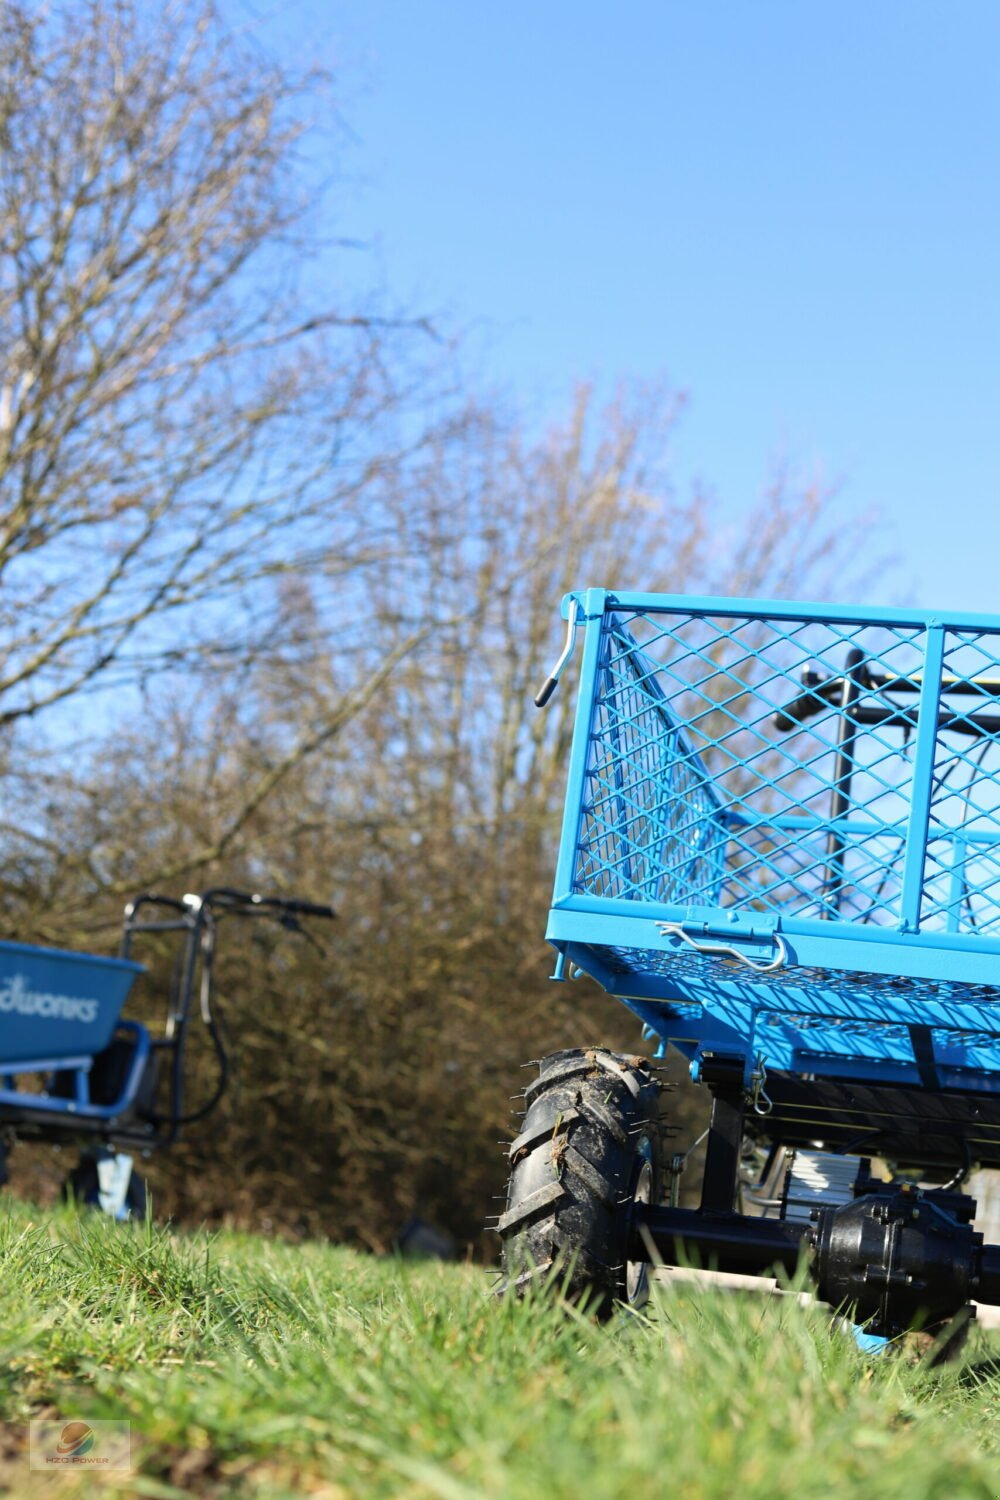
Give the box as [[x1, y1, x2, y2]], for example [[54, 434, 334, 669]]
[[0, 888, 333, 1215], [498, 590, 1000, 1336]]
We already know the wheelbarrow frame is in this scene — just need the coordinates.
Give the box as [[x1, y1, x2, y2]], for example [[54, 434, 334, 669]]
[[0, 887, 334, 1153]]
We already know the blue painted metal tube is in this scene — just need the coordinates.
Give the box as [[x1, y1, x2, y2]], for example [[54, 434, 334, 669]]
[[549, 892, 1000, 969], [0, 1055, 93, 1075], [551, 590, 606, 903], [898, 624, 945, 932], [547, 915, 1000, 1031], [597, 591, 1000, 633], [948, 837, 970, 934], [0, 1022, 150, 1122]]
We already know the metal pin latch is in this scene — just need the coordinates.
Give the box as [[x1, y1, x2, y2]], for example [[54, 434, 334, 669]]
[[655, 917, 787, 974]]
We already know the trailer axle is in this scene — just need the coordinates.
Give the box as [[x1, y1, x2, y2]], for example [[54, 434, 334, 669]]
[[632, 1185, 1000, 1336]]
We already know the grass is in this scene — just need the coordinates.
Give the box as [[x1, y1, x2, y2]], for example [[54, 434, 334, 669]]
[[1, 1200, 1000, 1497]]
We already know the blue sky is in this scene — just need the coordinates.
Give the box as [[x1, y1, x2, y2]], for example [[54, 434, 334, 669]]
[[251, 2, 1000, 611]]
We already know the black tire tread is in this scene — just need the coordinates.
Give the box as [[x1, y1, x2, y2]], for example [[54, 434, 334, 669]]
[[496, 1179, 568, 1234], [498, 1046, 662, 1315], [509, 1106, 582, 1161]]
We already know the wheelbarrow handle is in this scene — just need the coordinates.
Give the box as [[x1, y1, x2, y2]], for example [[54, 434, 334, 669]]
[[772, 673, 844, 731], [279, 898, 337, 920], [194, 888, 335, 918]]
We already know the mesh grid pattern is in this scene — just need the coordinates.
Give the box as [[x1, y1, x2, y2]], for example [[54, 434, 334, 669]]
[[573, 607, 1000, 937], [597, 942, 1000, 1008], [921, 629, 1000, 934]]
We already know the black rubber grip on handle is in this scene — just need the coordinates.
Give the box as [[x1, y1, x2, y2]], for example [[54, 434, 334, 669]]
[[535, 676, 558, 708], [772, 683, 839, 732], [283, 899, 337, 919]]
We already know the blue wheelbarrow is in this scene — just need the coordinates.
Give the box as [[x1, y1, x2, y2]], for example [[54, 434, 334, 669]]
[[0, 887, 333, 1216], [499, 590, 1000, 1336]]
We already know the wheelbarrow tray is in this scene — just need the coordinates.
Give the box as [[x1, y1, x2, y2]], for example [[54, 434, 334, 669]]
[[0, 940, 142, 1067]]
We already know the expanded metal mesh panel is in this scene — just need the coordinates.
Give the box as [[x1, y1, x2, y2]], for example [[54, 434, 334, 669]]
[[575, 639, 727, 907], [593, 942, 1000, 1009], [922, 630, 1000, 934], [572, 606, 1000, 937]]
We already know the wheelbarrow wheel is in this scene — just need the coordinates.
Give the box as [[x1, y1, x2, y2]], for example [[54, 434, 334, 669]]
[[63, 1153, 148, 1220], [497, 1047, 662, 1317]]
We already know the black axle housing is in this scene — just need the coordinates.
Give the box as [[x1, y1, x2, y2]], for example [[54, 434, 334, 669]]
[[633, 1182, 1000, 1336]]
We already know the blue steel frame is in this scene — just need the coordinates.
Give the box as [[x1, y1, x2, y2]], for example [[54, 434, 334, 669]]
[[546, 589, 1000, 1093], [0, 1020, 152, 1122]]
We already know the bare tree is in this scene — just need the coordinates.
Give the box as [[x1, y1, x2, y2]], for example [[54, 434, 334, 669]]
[[2, 373, 878, 1245], [0, 0, 433, 727], [0, 6, 883, 1241]]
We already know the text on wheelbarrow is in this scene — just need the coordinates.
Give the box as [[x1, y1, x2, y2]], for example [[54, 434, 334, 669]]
[[0, 975, 98, 1023]]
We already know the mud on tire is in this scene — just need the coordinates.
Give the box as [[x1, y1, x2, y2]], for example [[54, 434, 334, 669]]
[[497, 1047, 663, 1317]]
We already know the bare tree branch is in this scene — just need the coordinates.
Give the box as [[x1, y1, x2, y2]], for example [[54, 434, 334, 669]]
[[0, 0, 436, 723]]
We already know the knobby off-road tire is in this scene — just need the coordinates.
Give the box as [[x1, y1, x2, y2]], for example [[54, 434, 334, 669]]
[[497, 1047, 663, 1317]]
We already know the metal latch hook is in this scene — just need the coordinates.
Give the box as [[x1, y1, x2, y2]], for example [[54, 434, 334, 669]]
[[535, 597, 580, 708], [752, 1058, 773, 1116], [656, 919, 788, 974]]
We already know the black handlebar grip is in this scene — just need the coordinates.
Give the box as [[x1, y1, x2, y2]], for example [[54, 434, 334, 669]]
[[534, 676, 559, 709], [773, 683, 839, 732], [773, 695, 820, 732], [284, 899, 336, 919]]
